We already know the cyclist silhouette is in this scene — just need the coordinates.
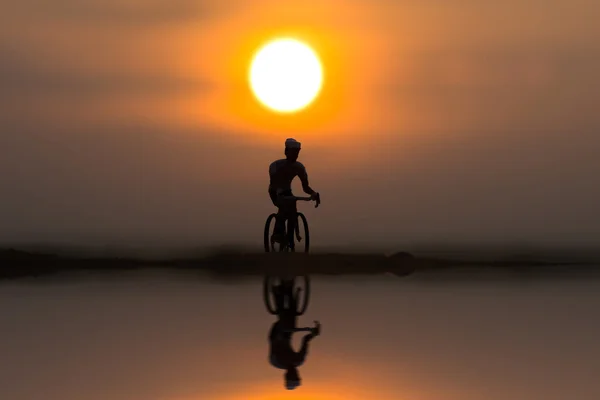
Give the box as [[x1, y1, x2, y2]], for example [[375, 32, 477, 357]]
[[268, 138, 320, 244], [268, 281, 321, 390]]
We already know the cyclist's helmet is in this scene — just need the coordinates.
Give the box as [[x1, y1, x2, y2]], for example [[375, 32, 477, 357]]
[[285, 368, 301, 390], [285, 379, 301, 390], [285, 138, 301, 149]]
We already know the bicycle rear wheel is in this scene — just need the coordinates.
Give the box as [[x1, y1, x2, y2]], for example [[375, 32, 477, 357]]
[[262, 275, 311, 315]]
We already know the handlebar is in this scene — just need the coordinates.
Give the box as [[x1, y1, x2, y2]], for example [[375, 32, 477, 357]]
[[284, 196, 312, 201], [282, 327, 316, 333], [281, 194, 321, 208]]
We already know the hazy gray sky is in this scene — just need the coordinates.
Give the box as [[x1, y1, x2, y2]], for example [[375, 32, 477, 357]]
[[1, 0, 599, 249]]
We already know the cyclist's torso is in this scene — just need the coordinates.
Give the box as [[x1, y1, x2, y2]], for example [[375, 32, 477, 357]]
[[268, 320, 305, 369], [269, 159, 306, 194]]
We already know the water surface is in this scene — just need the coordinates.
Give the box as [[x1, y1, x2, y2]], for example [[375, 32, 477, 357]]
[[1, 271, 599, 400]]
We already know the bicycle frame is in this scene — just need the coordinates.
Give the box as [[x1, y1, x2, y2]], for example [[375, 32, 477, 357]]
[[282, 196, 312, 201], [278, 197, 313, 252], [263, 196, 317, 314], [263, 275, 310, 316], [273, 281, 299, 315]]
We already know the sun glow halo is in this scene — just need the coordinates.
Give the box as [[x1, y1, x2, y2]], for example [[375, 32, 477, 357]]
[[249, 38, 323, 113]]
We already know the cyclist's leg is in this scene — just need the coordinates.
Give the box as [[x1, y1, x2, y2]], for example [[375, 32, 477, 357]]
[[273, 283, 286, 313], [280, 309, 297, 331], [272, 283, 297, 327], [273, 217, 286, 244], [270, 190, 286, 243], [294, 330, 318, 366], [274, 280, 295, 314], [287, 282, 299, 312], [286, 216, 297, 251], [274, 190, 293, 243], [283, 192, 298, 250], [269, 189, 278, 207], [293, 286, 302, 307]]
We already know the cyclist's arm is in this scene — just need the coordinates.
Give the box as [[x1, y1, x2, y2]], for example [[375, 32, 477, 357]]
[[293, 333, 316, 365], [297, 166, 316, 195], [268, 162, 278, 186], [282, 328, 313, 333]]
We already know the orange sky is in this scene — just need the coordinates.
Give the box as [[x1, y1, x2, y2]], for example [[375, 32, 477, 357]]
[[1, 0, 600, 248]]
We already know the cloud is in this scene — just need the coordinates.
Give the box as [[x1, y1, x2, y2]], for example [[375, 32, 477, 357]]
[[375, 43, 600, 135], [12, 0, 244, 26], [1, 0, 600, 248], [0, 45, 209, 100]]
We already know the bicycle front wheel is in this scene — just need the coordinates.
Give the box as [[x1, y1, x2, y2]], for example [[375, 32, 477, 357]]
[[263, 275, 279, 314], [293, 275, 311, 315], [296, 213, 310, 253], [264, 213, 285, 252]]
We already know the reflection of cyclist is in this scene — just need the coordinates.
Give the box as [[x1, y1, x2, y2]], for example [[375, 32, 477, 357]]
[[268, 283, 321, 390], [268, 138, 319, 244]]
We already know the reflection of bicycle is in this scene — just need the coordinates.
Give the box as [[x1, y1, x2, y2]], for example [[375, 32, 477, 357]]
[[263, 275, 310, 316], [264, 195, 319, 253]]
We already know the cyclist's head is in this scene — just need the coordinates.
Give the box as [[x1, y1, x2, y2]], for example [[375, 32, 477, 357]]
[[284, 138, 301, 161], [284, 367, 301, 390]]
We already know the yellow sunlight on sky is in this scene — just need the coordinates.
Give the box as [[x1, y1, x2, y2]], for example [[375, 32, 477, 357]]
[[168, 355, 422, 400], [226, 387, 362, 400], [168, 355, 401, 400], [186, 381, 371, 400], [195, 0, 395, 143]]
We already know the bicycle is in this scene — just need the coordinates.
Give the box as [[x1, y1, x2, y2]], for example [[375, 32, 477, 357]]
[[264, 195, 319, 253], [262, 194, 319, 315], [263, 274, 310, 316]]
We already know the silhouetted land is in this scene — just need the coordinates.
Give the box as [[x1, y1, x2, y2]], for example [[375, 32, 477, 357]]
[[2, 247, 600, 281]]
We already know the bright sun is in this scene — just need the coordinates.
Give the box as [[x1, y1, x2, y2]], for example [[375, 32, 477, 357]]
[[249, 38, 323, 113]]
